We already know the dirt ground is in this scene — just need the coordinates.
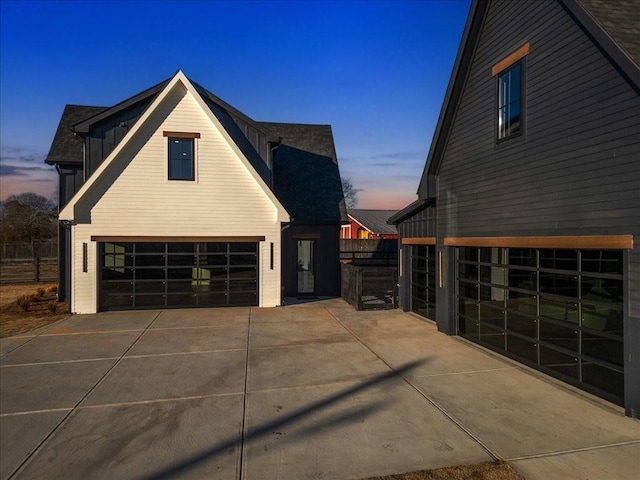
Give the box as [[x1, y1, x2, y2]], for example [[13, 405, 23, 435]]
[[363, 461, 524, 480], [0, 282, 69, 338]]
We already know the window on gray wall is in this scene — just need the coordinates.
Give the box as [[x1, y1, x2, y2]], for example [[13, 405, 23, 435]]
[[168, 138, 194, 180], [497, 61, 523, 141]]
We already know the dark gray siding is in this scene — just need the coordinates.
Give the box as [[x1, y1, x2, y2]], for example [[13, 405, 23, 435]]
[[398, 205, 437, 239], [232, 115, 271, 168], [436, 0, 639, 414], [437, 0, 639, 241], [58, 165, 84, 208], [281, 224, 341, 297], [85, 101, 150, 178], [57, 164, 83, 305]]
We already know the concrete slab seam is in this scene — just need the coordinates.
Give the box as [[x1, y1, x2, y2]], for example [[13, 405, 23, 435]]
[[6, 310, 163, 480], [125, 348, 247, 359], [248, 339, 358, 352], [239, 308, 253, 480], [245, 378, 373, 395], [506, 439, 640, 461], [0, 408, 72, 418], [35, 329, 145, 337], [409, 366, 516, 379], [145, 325, 248, 331], [1, 357, 120, 368], [0, 315, 71, 357], [73, 392, 245, 411], [324, 307, 503, 463]]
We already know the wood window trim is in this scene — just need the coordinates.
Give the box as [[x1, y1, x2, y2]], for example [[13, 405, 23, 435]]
[[401, 237, 436, 246], [444, 235, 633, 250], [492, 43, 530, 76], [91, 236, 265, 243], [163, 131, 200, 139]]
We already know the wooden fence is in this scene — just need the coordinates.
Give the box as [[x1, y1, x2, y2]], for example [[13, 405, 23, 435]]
[[339, 239, 397, 253], [0, 258, 58, 284], [341, 264, 398, 311]]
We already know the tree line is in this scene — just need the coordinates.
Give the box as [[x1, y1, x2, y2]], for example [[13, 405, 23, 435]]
[[0, 193, 57, 257]]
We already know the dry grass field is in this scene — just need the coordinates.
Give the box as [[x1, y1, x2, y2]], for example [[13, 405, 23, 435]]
[[0, 282, 69, 338]]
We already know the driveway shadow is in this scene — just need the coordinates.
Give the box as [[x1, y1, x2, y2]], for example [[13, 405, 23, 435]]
[[142, 359, 427, 480]]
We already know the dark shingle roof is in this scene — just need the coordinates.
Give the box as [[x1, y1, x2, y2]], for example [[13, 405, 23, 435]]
[[578, 0, 640, 67], [348, 210, 398, 235], [260, 122, 347, 222], [45, 105, 107, 165], [259, 122, 338, 162]]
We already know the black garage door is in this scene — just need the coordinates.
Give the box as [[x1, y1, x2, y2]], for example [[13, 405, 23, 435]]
[[99, 242, 258, 310]]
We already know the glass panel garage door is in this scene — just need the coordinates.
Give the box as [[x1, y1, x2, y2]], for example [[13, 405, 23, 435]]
[[457, 247, 624, 405], [410, 245, 437, 320], [100, 242, 258, 310]]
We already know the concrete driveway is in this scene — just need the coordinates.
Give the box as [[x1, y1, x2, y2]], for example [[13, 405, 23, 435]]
[[1, 298, 638, 480]]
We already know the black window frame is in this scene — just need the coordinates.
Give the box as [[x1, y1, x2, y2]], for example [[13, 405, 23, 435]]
[[496, 60, 524, 143], [168, 137, 195, 181]]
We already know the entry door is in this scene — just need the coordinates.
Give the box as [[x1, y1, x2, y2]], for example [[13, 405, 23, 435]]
[[297, 240, 315, 294]]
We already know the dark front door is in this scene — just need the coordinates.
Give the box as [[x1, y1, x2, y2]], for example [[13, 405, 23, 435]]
[[297, 239, 315, 295]]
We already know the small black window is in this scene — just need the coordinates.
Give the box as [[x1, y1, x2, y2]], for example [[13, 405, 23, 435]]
[[168, 137, 194, 180], [497, 61, 522, 141]]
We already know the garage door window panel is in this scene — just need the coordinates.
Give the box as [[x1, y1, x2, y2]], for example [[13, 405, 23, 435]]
[[100, 241, 258, 310], [456, 246, 625, 404], [582, 363, 624, 398], [135, 281, 165, 294]]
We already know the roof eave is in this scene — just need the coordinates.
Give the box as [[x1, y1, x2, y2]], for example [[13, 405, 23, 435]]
[[388, 199, 433, 225], [417, 0, 488, 200]]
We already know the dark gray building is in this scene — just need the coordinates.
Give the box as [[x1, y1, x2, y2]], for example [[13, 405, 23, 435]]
[[390, 0, 640, 415]]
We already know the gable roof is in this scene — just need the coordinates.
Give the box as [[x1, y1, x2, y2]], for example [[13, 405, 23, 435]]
[[45, 105, 107, 165], [260, 122, 347, 223], [348, 210, 398, 235], [416, 0, 640, 199], [58, 70, 290, 222]]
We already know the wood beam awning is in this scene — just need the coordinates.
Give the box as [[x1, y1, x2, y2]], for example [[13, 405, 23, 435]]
[[443, 235, 634, 249], [91, 236, 265, 243]]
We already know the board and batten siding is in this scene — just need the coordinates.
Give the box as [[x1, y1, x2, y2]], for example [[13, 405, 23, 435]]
[[70, 82, 285, 313], [86, 101, 150, 179], [435, 0, 640, 413]]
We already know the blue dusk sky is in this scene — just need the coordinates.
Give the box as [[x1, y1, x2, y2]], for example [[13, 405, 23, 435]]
[[0, 0, 470, 209]]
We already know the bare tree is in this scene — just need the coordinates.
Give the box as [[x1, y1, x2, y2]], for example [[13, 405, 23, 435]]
[[0, 193, 57, 257], [341, 177, 359, 209]]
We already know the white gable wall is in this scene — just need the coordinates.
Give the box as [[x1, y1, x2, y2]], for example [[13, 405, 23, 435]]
[[70, 83, 285, 313]]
